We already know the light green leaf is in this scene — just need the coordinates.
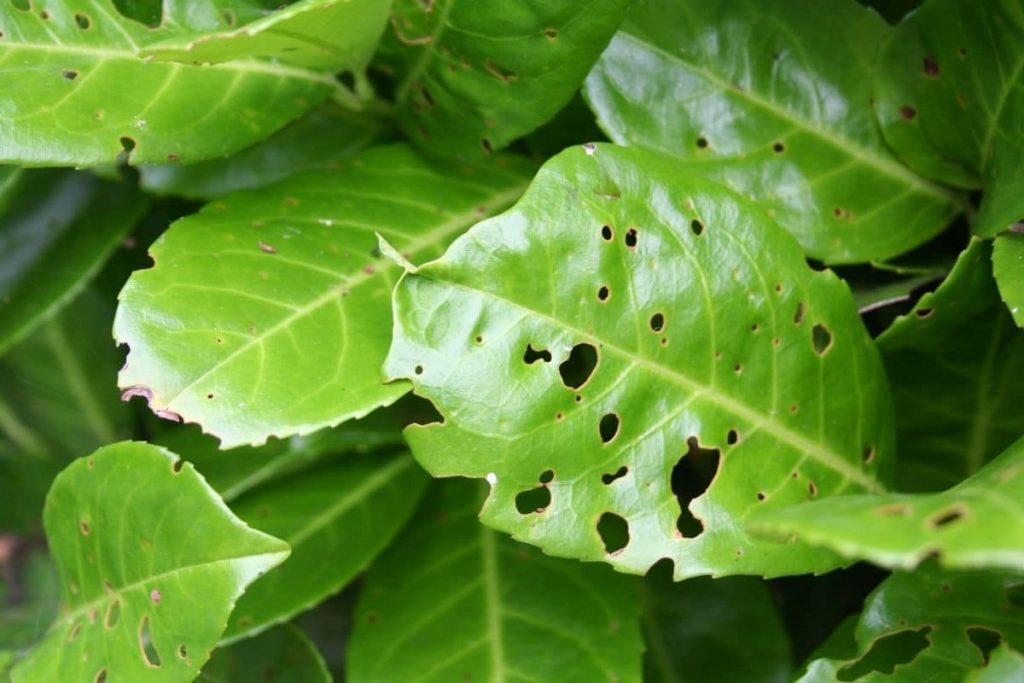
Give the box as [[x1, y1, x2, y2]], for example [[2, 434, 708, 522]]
[[0, 0, 340, 166], [584, 0, 959, 263], [138, 104, 388, 200], [751, 435, 1024, 571], [115, 144, 531, 448], [966, 644, 1024, 682], [385, 143, 893, 578], [144, 0, 390, 73], [642, 564, 791, 683], [877, 238, 1024, 491], [796, 563, 1024, 682], [347, 479, 644, 683], [10, 441, 289, 683], [199, 624, 331, 682], [223, 450, 428, 641], [0, 169, 147, 354], [377, 0, 628, 158], [875, 0, 1024, 236], [994, 232, 1024, 328]]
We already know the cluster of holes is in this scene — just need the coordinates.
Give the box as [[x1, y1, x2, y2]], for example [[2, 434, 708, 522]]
[[515, 470, 554, 514]]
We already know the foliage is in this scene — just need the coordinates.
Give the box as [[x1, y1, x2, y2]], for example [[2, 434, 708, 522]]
[[1, 0, 1023, 681]]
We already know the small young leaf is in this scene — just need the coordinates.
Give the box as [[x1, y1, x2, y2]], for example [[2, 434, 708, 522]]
[[347, 479, 643, 683], [994, 233, 1024, 328], [584, 0, 959, 263], [199, 624, 330, 683], [385, 144, 893, 578], [10, 441, 289, 683]]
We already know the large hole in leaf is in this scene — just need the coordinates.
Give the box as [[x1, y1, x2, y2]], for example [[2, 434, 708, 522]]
[[139, 616, 161, 667], [559, 343, 598, 389], [515, 485, 551, 514], [837, 626, 931, 680], [672, 436, 720, 538], [599, 413, 620, 443], [966, 627, 1002, 665], [597, 512, 629, 554]]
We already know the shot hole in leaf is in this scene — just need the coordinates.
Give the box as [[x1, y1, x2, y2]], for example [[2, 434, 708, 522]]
[[601, 224, 613, 240], [539, 469, 554, 484], [649, 312, 665, 332], [772, 141, 785, 153], [837, 626, 931, 680], [726, 429, 739, 445], [139, 616, 161, 667], [105, 599, 121, 629], [696, 136, 709, 149], [602, 466, 628, 485], [178, 644, 188, 660], [598, 285, 610, 301], [558, 343, 598, 389], [599, 413, 620, 443], [523, 343, 552, 364], [691, 219, 704, 235], [966, 627, 1002, 665], [929, 506, 965, 528], [672, 437, 720, 538], [812, 323, 832, 355], [794, 302, 806, 325], [95, 669, 107, 683], [597, 512, 629, 554], [624, 228, 638, 249], [62, 69, 79, 80]]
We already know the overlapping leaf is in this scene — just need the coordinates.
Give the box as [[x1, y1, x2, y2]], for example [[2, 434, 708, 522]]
[[995, 233, 1024, 328], [10, 441, 289, 683], [875, 0, 1024, 236], [584, 0, 959, 263], [199, 624, 330, 682], [751, 435, 1024, 571], [115, 144, 531, 448], [376, 0, 628, 158], [385, 144, 893, 578], [796, 564, 1024, 681], [0, 0, 345, 166], [877, 238, 1024, 491], [348, 479, 643, 683]]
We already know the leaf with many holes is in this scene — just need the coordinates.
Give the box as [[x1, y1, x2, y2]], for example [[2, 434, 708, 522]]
[[144, 0, 390, 73], [223, 450, 427, 641], [376, 0, 628, 158], [0, 287, 132, 533], [876, 238, 1024, 491], [642, 563, 791, 683], [583, 0, 959, 263], [995, 233, 1024, 328], [875, 0, 1024, 236], [795, 563, 1024, 682], [115, 144, 532, 448], [9, 441, 289, 683], [751, 435, 1024, 572], [138, 104, 389, 200], [199, 624, 330, 682], [0, 169, 147, 355], [0, 0, 340, 166], [347, 479, 643, 683], [966, 644, 1024, 682], [385, 143, 893, 579]]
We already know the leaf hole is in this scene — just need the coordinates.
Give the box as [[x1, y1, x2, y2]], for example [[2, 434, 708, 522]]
[[597, 285, 610, 301], [543, 27, 558, 39], [915, 307, 933, 319], [672, 436, 720, 538], [649, 312, 665, 332], [863, 446, 876, 463], [812, 323, 832, 355], [601, 224, 613, 240], [929, 505, 965, 528], [523, 343, 552, 364], [602, 466, 628, 485], [808, 480, 818, 497], [414, 365, 424, 375], [756, 492, 766, 501], [80, 520, 90, 535], [105, 599, 121, 629], [62, 69, 79, 80], [624, 228, 638, 249], [837, 626, 931, 680], [538, 469, 554, 484], [480, 138, 493, 154], [139, 616, 161, 667], [794, 302, 805, 325], [966, 627, 1002, 665], [515, 485, 551, 514], [690, 219, 704, 235], [696, 136, 709, 149], [726, 429, 739, 446], [597, 512, 629, 554], [772, 141, 785, 153], [558, 343, 598, 389], [75, 13, 91, 28], [599, 413, 620, 443]]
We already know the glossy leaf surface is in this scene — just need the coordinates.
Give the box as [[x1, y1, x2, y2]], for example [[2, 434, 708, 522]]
[[797, 564, 1024, 682], [115, 145, 531, 448], [224, 451, 427, 641], [877, 238, 1024, 491], [199, 624, 330, 682], [0, 169, 146, 354], [752, 436, 1024, 571], [386, 144, 893, 578], [145, 0, 390, 72], [875, 0, 1024, 236], [584, 0, 958, 263], [377, 0, 628, 158], [995, 233, 1024, 328], [0, 0, 337, 166], [348, 479, 643, 683], [11, 441, 289, 683]]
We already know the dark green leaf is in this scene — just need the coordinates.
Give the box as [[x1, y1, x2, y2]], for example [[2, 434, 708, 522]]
[[994, 232, 1024, 328], [348, 479, 643, 683], [0, 546, 59, 656], [584, 0, 959, 263], [385, 144, 892, 578], [10, 441, 289, 683], [199, 624, 331, 682], [377, 0, 628, 158]]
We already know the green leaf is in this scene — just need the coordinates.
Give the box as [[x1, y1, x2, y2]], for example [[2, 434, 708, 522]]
[[642, 564, 791, 683], [10, 441, 289, 683], [223, 450, 428, 641], [138, 104, 388, 200], [0, 169, 147, 354], [143, 0, 390, 73], [347, 479, 644, 683], [750, 435, 1024, 572], [385, 143, 893, 578], [994, 232, 1024, 328], [377, 0, 628, 158], [584, 0, 959, 263], [874, 0, 1024, 236], [877, 238, 1024, 491], [115, 144, 531, 448], [965, 644, 1024, 682], [0, 547, 60, 655], [199, 624, 331, 682], [0, 0, 339, 166], [796, 563, 1024, 682]]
